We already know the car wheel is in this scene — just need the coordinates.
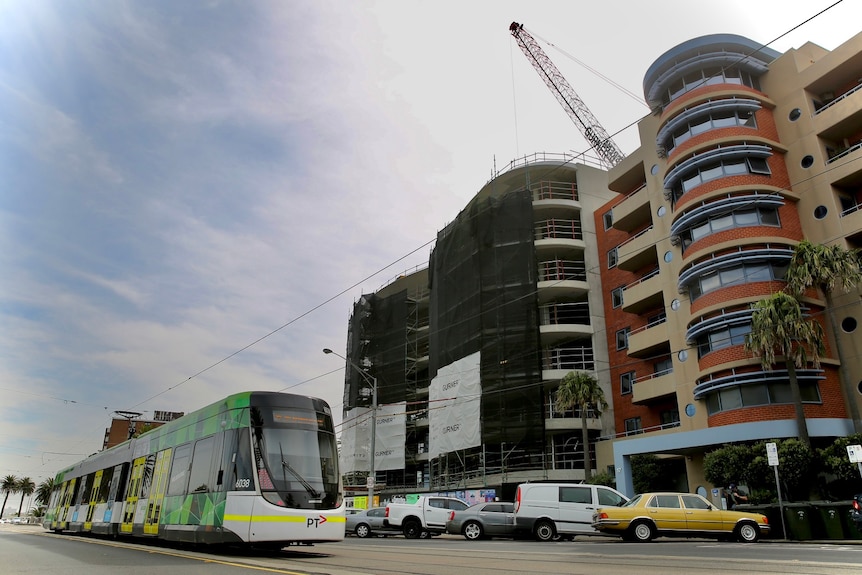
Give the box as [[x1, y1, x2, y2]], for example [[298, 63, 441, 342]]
[[534, 520, 556, 542], [463, 521, 484, 541], [735, 522, 760, 543], [403, 520, 422, 539], [630, 521, 655, 543], [355, 523, 371, 538]]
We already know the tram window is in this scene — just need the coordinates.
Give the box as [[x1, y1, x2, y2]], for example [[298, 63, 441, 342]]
[[139, 454, 156, 499], [189, 436, 215, 493], [107, 464, 125, 502], [231, 428, 255, 491], [98, 467, 114, 502], [168, 444, 192, 496]]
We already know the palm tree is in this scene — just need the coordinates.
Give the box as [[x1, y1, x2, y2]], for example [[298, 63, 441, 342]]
[[1, 475, 17, 519], [744, 292, 825, 448], [16, 477, 35, 518], [785, 239, 862, 433], [555, 371, 608, 482], [35, 478, 55, 507]]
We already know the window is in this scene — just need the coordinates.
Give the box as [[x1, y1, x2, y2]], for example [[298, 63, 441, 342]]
[[682, 495, 711, 510], [681, 205, 781, 248], [671, 156, 772, 202], [705, 381, 822, 415], [624, 417, 642, 435], [560, 486, 592, 504], [653, 494, 681, 508], [616, 328, 630, 351], [608, 247, 618, 268], [689, 261, 787, 301], [188, 436, 215, 493], [168, 444, 192, 496], [598, 487, 627, 507], [603, 210, 614, 230], [621, 371, 635, 395], [654, 358, 673, 376], [660, 409, 680, 426], [612, 286, 624, 308]]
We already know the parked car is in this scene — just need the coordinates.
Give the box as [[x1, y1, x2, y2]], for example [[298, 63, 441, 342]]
[[513, 482, 629, 541], [851, 493, 862, 532], [592, 492, 770, 543], [345, 507, 402, 538], [385, 496, 469, 538], [445, 501, 516, 540]]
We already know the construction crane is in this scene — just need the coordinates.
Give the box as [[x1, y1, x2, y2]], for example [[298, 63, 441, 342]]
[[509, 22, 625, 169]]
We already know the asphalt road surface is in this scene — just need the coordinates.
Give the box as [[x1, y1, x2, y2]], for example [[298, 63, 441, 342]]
[[3, 524, 861, 575]]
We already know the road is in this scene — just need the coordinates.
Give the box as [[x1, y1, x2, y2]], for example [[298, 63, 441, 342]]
[[2, 524, 861, 575]]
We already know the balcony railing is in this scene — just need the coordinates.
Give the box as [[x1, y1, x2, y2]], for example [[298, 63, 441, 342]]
[[539, 302, 591, 326], [532, 180, 578, 202], [538, 260, 587, 282], [814, 80, 862, 114], [543, 345, 595, 371], [535, 218, 583, 241]]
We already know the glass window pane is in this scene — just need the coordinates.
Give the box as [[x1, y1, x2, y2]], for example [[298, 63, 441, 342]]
[[769, 383, 794, 404], [711, 214, 734, 231], [759, 208, 779, 226], [700, 273, 721, 293], [745, 264, 771, 282], [701, 164, 724, 182], [690, 118, 711, 135], [706, 392, 721, 414], [683, 172, 701, 192], [734, 210, 758, 226], [691, 222, 711, 241], [724, 160, 748, 175], [741, 384, 769, 406], [800, 381, 822, 402], [720, 266, 745, 287], [188, 436, 215, 493], [719, 387, 743, 410]]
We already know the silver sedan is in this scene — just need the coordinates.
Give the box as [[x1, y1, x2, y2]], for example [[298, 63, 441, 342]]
[[445, 502, 516, 540], [345, 507, 402, 538]]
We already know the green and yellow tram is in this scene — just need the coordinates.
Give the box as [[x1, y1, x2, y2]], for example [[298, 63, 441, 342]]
[[43, 391, 345, 546]]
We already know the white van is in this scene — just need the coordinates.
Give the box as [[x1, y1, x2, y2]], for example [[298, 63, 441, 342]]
[[513, 482, 628, 541]]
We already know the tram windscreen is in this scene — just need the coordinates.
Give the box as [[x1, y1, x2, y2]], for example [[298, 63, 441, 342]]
[[251, 406, 340, 509]]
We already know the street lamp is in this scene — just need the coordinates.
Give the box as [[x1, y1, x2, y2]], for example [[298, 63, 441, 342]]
[[323, 347, 378, 508]]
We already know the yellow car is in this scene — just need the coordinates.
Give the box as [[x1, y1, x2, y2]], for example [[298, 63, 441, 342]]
[[592, 492, 769, 542]]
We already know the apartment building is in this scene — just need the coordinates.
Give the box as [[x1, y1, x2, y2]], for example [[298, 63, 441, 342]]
[[596, 31, 862, 496]]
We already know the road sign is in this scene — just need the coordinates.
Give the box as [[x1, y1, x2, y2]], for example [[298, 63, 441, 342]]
[[366, 476, 375, 489], [766, 442, 779, 466], [847, 444, 862, 463]]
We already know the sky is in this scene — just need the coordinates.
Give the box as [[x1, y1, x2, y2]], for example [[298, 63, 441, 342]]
[[1, 0, 859, 496]]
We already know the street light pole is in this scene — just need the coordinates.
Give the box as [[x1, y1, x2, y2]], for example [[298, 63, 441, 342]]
[[324, 348, 377, 508]]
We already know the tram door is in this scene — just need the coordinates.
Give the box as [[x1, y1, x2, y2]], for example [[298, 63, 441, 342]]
[[121, 456, 146, 534], [144, 448, 172, 535], [84, 470, 103, 531], [54, 478, 76, 530]]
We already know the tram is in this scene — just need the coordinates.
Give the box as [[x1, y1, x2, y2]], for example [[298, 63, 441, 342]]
[[43, 391, 345, 546]]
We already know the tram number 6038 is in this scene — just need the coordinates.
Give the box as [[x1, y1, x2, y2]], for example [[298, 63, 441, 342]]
[[235, 478, 251, 489]]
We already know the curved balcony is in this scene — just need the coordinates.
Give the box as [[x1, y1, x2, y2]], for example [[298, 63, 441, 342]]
[[678, 245, 793, 293], [534, 218, 586, 254], [539, 302, 593, 345], [541, 344, 595, 380], [613, 184, 651, 233], [537, 259, 589, 302], [693, 368, 825, 399], [670, 192, 785, 239]]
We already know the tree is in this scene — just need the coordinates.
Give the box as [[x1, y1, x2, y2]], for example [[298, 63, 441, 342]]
[[555, 371, 608, 482], [1, 475, 17, 519], [744, 292, 824, 449], [35, 478, 55, 507], [785, 240, 862, 433], [16, 477, 35, 518]]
